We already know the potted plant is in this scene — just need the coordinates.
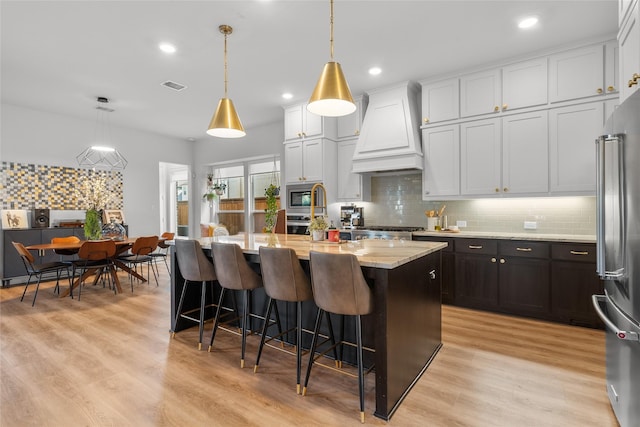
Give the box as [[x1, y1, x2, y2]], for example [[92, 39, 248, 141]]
[[212, 182, 227, 196], [263, 183, 280, 233], [308, 215, 329, 241]]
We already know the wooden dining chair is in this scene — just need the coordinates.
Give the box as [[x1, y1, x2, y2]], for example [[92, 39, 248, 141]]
[[72, 240, 118, 300], [118, 236, 160, 290], [12, 241, 70, 306], [50, 236, 80, 293], [149, 232, 174, 274]]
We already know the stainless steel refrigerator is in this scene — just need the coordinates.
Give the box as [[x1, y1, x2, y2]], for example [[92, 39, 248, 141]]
[[593, 90, 640, 427]]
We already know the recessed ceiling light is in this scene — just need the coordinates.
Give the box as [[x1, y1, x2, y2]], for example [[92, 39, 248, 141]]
[[159, 43, 177, 54], [518, 17, 538, 29], [282, 93, 293, 100], [369, 67, 382, 76]]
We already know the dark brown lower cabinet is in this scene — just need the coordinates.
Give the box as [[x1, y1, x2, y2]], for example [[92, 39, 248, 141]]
[[551, 243, 603, 328], [412, 235, 601, 328], [497, 240, 550, 317]]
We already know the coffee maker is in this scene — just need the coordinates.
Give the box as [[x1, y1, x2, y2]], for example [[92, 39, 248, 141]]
[[340, 205, 364, 228]]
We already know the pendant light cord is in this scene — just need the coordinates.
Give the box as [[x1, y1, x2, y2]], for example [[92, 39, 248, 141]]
[[223, 31, 229, 98], [329, 0, 334, 60]]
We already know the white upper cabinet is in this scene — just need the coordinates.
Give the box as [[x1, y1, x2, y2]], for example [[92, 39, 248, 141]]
[[620, 0, 635, 26], [619, 0, 640, 102], [337, 140, 370, 201], [549, 44, 607, 102], [336, 96, 368, 140], [422, 124, 460, 198], [460, 69, 501, 118], [460, 119, 502, 195], [420, 78, 459, 125], [283, 103, 325, 141], [284, 139, 325, 184], [502, 57, 548, 111], [501, 111, 548, 195], [549, 102, 605, 194]]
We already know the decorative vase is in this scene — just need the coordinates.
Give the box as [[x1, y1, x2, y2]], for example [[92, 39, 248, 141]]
[[312, 230, 325, 241], [266, 231, 278, 247], [101, 219, 126, 241], [84, 209, 103, 240]]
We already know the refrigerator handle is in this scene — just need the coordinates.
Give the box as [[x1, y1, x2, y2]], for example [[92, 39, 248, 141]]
[[595, 134, 625, 280], [592, 295, 639, 342]]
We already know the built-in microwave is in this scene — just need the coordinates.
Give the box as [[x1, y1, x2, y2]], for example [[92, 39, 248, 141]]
[[286, 184, 320, 214]]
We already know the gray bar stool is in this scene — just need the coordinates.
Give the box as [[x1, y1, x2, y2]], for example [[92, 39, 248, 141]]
[[255, 246, 314, 394], [208, 242, 264, 368], [303, 251, 374, 424], [173, 239, 217, 350]]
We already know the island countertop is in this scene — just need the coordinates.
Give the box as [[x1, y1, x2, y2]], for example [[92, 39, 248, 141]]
[[173, 233, 447, 270]]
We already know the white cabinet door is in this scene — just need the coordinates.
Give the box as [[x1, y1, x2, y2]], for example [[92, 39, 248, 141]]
[[460, 69, 501, 118], [337, 140, 362, 200], [302, 139, 324, 183], [619, 1, 640, 102], [549, 102, 604, 193], [422, 125, 460, 198], [284, 141, 304, 183], [284, 105, 304, 141], [284, 103, 324, 141], [502, 111, 548, 194], [337, 97, 365, 139], [502, 57, 548, 111], [421, 78, 459, 124], [460, 119, 502, 195], [549, 44, 605, 102], [604, 40, 619, 95], [304, 110, 323, 139]]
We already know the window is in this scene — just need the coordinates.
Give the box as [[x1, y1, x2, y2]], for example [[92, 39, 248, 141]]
[[209, 157, 280, 235]]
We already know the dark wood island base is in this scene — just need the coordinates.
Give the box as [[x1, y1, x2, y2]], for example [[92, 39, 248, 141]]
[[169, 234, 445, 420]]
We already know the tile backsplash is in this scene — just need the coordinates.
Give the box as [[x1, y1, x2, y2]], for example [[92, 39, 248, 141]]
[[361, 173, 595, 235]]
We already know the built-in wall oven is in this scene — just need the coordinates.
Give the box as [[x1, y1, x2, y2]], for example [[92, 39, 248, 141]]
[[285, 184, 321, 235]]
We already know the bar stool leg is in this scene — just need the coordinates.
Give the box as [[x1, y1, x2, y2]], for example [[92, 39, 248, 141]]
[[302, 308, 324, 396], [325, 313, 340, 368], [296, 300, 303, 394], [356, 315, 365, 423], [172, 279, 189, 337], [240, 289, 249, 368], [198, 280, 207, 350], [254, 297, 275, 373], [208, 288, 227, 351]]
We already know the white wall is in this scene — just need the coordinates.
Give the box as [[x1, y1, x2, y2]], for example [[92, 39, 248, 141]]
[[1, 103, 193, 236]]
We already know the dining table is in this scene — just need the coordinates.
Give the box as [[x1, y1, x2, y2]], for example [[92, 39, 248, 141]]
[[25, 237, 160, 297]]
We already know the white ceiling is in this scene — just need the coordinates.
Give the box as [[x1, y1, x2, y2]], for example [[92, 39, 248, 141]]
[[1, 0, 618, 142]]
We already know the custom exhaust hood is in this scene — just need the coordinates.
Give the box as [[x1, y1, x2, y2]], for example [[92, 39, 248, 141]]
[[351, 81, 423, 174]]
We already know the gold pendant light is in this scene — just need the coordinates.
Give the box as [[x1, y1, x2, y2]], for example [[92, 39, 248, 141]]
[[207, 24, 246, 138], [307, 0, 356, 117]]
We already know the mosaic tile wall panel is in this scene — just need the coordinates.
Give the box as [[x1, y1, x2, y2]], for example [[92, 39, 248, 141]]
[[0, 162, 123, 210]]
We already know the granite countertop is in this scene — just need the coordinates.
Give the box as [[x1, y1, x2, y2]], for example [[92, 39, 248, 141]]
[[412, 230, 596, 243], [177, 233, 447, 270]]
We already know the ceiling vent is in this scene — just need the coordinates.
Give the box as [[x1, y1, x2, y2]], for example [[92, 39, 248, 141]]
[[161, 80, 187, 91]]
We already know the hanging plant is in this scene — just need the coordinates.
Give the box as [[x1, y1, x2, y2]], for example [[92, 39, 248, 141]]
[[263, 183, 279, 233]]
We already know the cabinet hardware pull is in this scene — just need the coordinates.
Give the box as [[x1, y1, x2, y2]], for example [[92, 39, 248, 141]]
[[502, 104, 508, 110], [516, 247, 532, 252], [491, 257, 497, 263], [495, 188, 500, 192], [423, 117, 429, 123], [500, 258, 506, 264], [503, 187, 509, 192], [607, 86, 615, 92], [629, 79, 638, 88], [355, 130, 360, 135], [428, 269, 436, 280], [494, 106, 499, 112], [597, 88, 603, 94], [469, 245, 483, 249], [570, 250, 589, 256]]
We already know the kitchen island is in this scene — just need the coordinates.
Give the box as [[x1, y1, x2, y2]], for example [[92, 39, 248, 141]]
[[169, 233, 447, 420]]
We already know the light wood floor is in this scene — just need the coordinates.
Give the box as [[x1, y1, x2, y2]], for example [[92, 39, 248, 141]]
[[0, 268, 618, 426]]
